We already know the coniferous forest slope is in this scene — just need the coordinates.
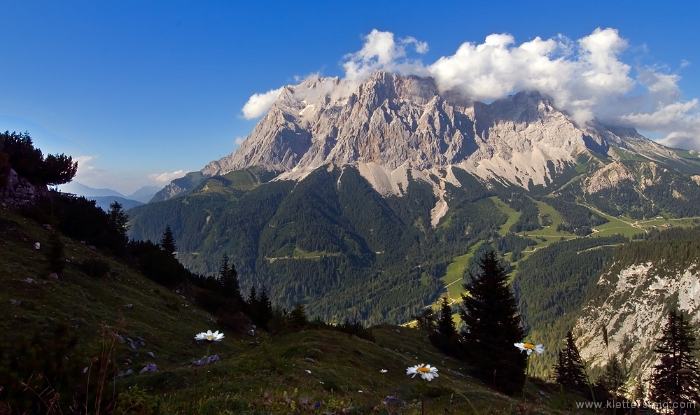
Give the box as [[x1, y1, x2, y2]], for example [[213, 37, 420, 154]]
[[128, 154, 700, 328]]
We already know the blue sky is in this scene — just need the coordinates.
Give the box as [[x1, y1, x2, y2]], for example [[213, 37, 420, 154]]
[[1, 0, 698, 194]]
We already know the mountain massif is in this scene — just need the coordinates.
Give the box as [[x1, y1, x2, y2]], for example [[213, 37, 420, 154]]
[[129, 72, 700, 383]]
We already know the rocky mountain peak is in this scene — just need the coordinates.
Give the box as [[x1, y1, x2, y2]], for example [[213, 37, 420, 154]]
[[205, 72, 594, 179], [191, 72, 678, 225]]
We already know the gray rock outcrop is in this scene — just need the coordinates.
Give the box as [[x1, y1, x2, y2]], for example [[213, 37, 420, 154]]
[[0, 169, 47, 207]]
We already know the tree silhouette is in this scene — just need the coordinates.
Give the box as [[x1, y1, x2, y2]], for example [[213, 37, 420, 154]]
[[288, 303, 308, 330], [554, 331, 589, 392], [219, 254, 244, 305], [650, 310, 700, 414], [256, 287, 273, 331], [107, 201, 129, 245], [46, 231, 65, 275], [0, 131, 77, 185], [160, 225, 177, 257], [429, 297, 459, 357], [459, 251, 526, 395], [595, 355, 628, 404], [107, 200, 129, 253], [41, 153, 78, 186]]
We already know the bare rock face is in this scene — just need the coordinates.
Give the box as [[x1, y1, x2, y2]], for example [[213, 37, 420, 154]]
[[574, 262, 700, 389], [147, 71, 679, 223], [187, 72, 682, 225], [157, 181, 189, 200], [582, 161, 636, 194], [205, 72, 668, 190], [0, 169, 46, 207]]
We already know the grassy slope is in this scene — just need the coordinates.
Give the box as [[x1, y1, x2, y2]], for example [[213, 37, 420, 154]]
[[1, 207, 575, 414], [439, 245, 479, 304], [490, 197, 520, 236], [0, 207, 240, 368], [135, 326, 563, 414]]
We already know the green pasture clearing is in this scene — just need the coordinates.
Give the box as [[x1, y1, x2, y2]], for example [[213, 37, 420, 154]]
[[439, 243, 482, 304], [490, 196, 520, 236]]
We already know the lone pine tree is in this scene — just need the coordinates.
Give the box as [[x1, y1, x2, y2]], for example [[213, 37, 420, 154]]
[[554, 331, 589, 393], [650, 310, 700, 413], [160, 225, 177, 257], [108, 201, 129, 247], [459, 251, 526, 395]]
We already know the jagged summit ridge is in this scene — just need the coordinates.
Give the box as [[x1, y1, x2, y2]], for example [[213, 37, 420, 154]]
[[204, 72, 667, 192]]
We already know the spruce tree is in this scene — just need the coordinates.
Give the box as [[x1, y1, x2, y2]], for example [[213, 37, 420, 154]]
[[256, 287, 273, 331], [650, 310, 700, 413], [595, 355, 628, 402], [459, 251, 526, 395], [160, 225, 177, 257], [219, 254, 244, 306], [247, 286, 259, 309], [107, 201, 129, 246], [414, 307, 437, 332], [288, 303, 308, 330], [429, 297, 459, 357], [554, 331, 589, 393]]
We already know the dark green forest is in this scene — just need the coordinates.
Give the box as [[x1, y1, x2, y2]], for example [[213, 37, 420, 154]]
[[128, 154, 700, 328], [128, 165, 512, 325]]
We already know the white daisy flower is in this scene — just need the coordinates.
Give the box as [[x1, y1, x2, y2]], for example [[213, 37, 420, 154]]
[[194, 330, 224, 342], [514, 342, 544, 355], [406, 364, 439, 381], [380, 369, 388, 373]]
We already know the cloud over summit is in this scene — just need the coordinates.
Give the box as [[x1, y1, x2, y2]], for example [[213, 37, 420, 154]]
[[242, 28, 700, 150]]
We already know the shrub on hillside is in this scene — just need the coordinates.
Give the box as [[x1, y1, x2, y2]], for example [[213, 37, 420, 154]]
[[0, 322, 87, 412], [81, 258, 111, 278], [127, 240, 188, 287]]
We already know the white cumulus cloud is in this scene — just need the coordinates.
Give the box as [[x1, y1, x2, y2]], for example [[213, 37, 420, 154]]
[[148, 170, 186, 183], [342, 29, 430, 81], [74, 155, 97, 171], [426, 28, 636, 126], [242, 87, 284, 119], [73, 155, 105, 182], [240, 28, 700, 150], [234, 136, 245, 145]]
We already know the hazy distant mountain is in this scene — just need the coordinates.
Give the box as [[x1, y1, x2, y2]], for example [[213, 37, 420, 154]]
[[126, 186, 160, 203], [59, 181, 124, 197], [90, 196, 143, 211], [58, 181, 152, 211]]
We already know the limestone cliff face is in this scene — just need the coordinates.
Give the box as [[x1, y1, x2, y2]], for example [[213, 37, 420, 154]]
[[573, 261, 700, 389], [582, 161, 636, 194], [205, 72, 668, 189], [146, 71, 681, 222]]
